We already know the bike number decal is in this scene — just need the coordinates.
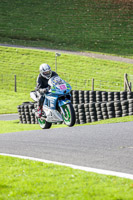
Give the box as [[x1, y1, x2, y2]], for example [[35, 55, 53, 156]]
[[59, 84, 67, 90]]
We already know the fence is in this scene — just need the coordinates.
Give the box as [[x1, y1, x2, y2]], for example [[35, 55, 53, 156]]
[[128, 74, 133, 90], [124, 73, 133, 92], [0, 74, 37, 93], [0, 73, 124, 93]]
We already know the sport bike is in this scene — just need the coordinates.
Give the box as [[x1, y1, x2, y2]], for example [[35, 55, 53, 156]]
[[30, 76, 75, 129]]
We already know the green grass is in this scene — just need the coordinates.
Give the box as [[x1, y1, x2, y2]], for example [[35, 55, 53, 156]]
[[0, 1, 133, 196], [0, 0, 132, 57], [0, 46, 133, 92], [0, 120, 41, 133], [0, 45, 133, 114], [0, 120, 67, 134], [0, 155, 133, 200], [0, 116, 133, 134], [0, 90, 31, 114]]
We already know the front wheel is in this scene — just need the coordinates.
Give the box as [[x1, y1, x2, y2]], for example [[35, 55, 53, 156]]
[[61, 103, 75, 127], [38, 118, 52, 129]]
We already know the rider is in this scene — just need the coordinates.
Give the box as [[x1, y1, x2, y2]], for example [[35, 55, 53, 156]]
[[35, 63, 58, 117]]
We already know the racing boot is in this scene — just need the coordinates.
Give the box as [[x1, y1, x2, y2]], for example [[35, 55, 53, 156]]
[[36, 106, 42, 118]]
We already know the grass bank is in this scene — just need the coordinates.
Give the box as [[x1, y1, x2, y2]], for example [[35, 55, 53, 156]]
[[0, 155, 133, 200], [0, 46, 133, 114], [0, 90, 31, 114], [1, 46, 132, 91], [0, 0, 132, 57]]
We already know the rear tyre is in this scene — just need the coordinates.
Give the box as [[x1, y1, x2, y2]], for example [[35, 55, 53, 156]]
[[38, 118, 52, 129], [61, 103, 75, 127]]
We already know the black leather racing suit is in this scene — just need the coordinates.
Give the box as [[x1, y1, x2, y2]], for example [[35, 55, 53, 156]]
[[35, 71, 58, 106]]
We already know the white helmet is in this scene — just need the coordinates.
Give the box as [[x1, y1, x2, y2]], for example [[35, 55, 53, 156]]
[[39, 63, 52, 79]]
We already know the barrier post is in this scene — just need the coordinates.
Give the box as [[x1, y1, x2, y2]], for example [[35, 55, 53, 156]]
[[124, 73, 131, 92], [15, 75, 17, 92], [124, 73, 127, 91], [92, 78, 94, 91]]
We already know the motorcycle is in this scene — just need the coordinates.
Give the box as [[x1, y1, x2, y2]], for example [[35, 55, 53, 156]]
[[30, 75, 75, 129]]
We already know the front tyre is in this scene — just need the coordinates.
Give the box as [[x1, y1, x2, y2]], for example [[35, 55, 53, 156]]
[[61, 103, 75, 127], [38, 118, 52, 129]]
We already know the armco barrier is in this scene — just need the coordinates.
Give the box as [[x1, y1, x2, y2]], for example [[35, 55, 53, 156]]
[[18, 91, 133, 124]]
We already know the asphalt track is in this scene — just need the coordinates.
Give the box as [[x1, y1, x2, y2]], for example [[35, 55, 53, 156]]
[[0, 114, 18, 121], [0, 121, 133, 175]]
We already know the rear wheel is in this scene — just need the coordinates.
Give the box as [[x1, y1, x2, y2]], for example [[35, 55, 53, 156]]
[[61, 103, 75, 127], [38, 118, 52, 129]]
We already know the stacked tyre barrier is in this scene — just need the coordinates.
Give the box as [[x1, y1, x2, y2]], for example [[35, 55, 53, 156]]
[[73, 99, 133, 124], [18, 91, 133, 124], [17, 102, 38, 124], [71, 90, 133, 124], [71, 90, 133, 104]]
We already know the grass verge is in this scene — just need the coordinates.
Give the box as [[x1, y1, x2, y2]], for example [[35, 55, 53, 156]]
[[0, 155, 133, 200], [0, 120, 67, 134], [0, 116, 133, 134]]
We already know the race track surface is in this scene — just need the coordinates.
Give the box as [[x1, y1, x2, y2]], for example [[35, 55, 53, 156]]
[[0, 122, 133, 174], [0, 114, 18, 121]]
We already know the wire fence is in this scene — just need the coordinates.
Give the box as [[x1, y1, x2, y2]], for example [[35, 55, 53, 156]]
[[0, 73, 124, 93], [128, 74, 133, 89], [0, 74, 37, 92]]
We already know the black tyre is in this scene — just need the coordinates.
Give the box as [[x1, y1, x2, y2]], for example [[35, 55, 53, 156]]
[[101, 103, 107, 108], [122, 105, 128, 110], [102, 111, 108, 116], [86, 118, 91, 123], [129, 108, 133, 112], [78, 104, 84, 109], [108, 111, 115, 115], [89, 107, 95, 112], [129, 99, 133, 104], [122, 113, 128, 117], [97, 111, 102, 115], [127, 92, 133, 98], [122, 110, 128, 114], [84, 103, 89, 108], [129, 112, 133, 116], [115, 111, 122, 115], [108, 115, 115, 119], [107, 107, 114, 111], [103, 116, 108, 120], [121, 100, 128, 106], [90, 111, 96, 116], [96, 107, 101, 111], [85, 111, 90, 116], [75, 119, 80, 124], [38, 118, 52, 129]]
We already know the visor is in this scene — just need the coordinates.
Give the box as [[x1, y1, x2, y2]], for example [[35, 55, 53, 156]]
[[43, 70, 51, 75]]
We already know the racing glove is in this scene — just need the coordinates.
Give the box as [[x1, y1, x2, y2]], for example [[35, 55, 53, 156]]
[[39, 88, 49, 94]]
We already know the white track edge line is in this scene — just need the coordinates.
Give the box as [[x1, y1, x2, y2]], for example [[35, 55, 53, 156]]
[[1, 153, 133, 180]]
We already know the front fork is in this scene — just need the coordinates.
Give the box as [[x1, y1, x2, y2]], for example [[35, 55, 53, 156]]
[[58, 99, 71, 115], [60, 106, 66, 115]]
